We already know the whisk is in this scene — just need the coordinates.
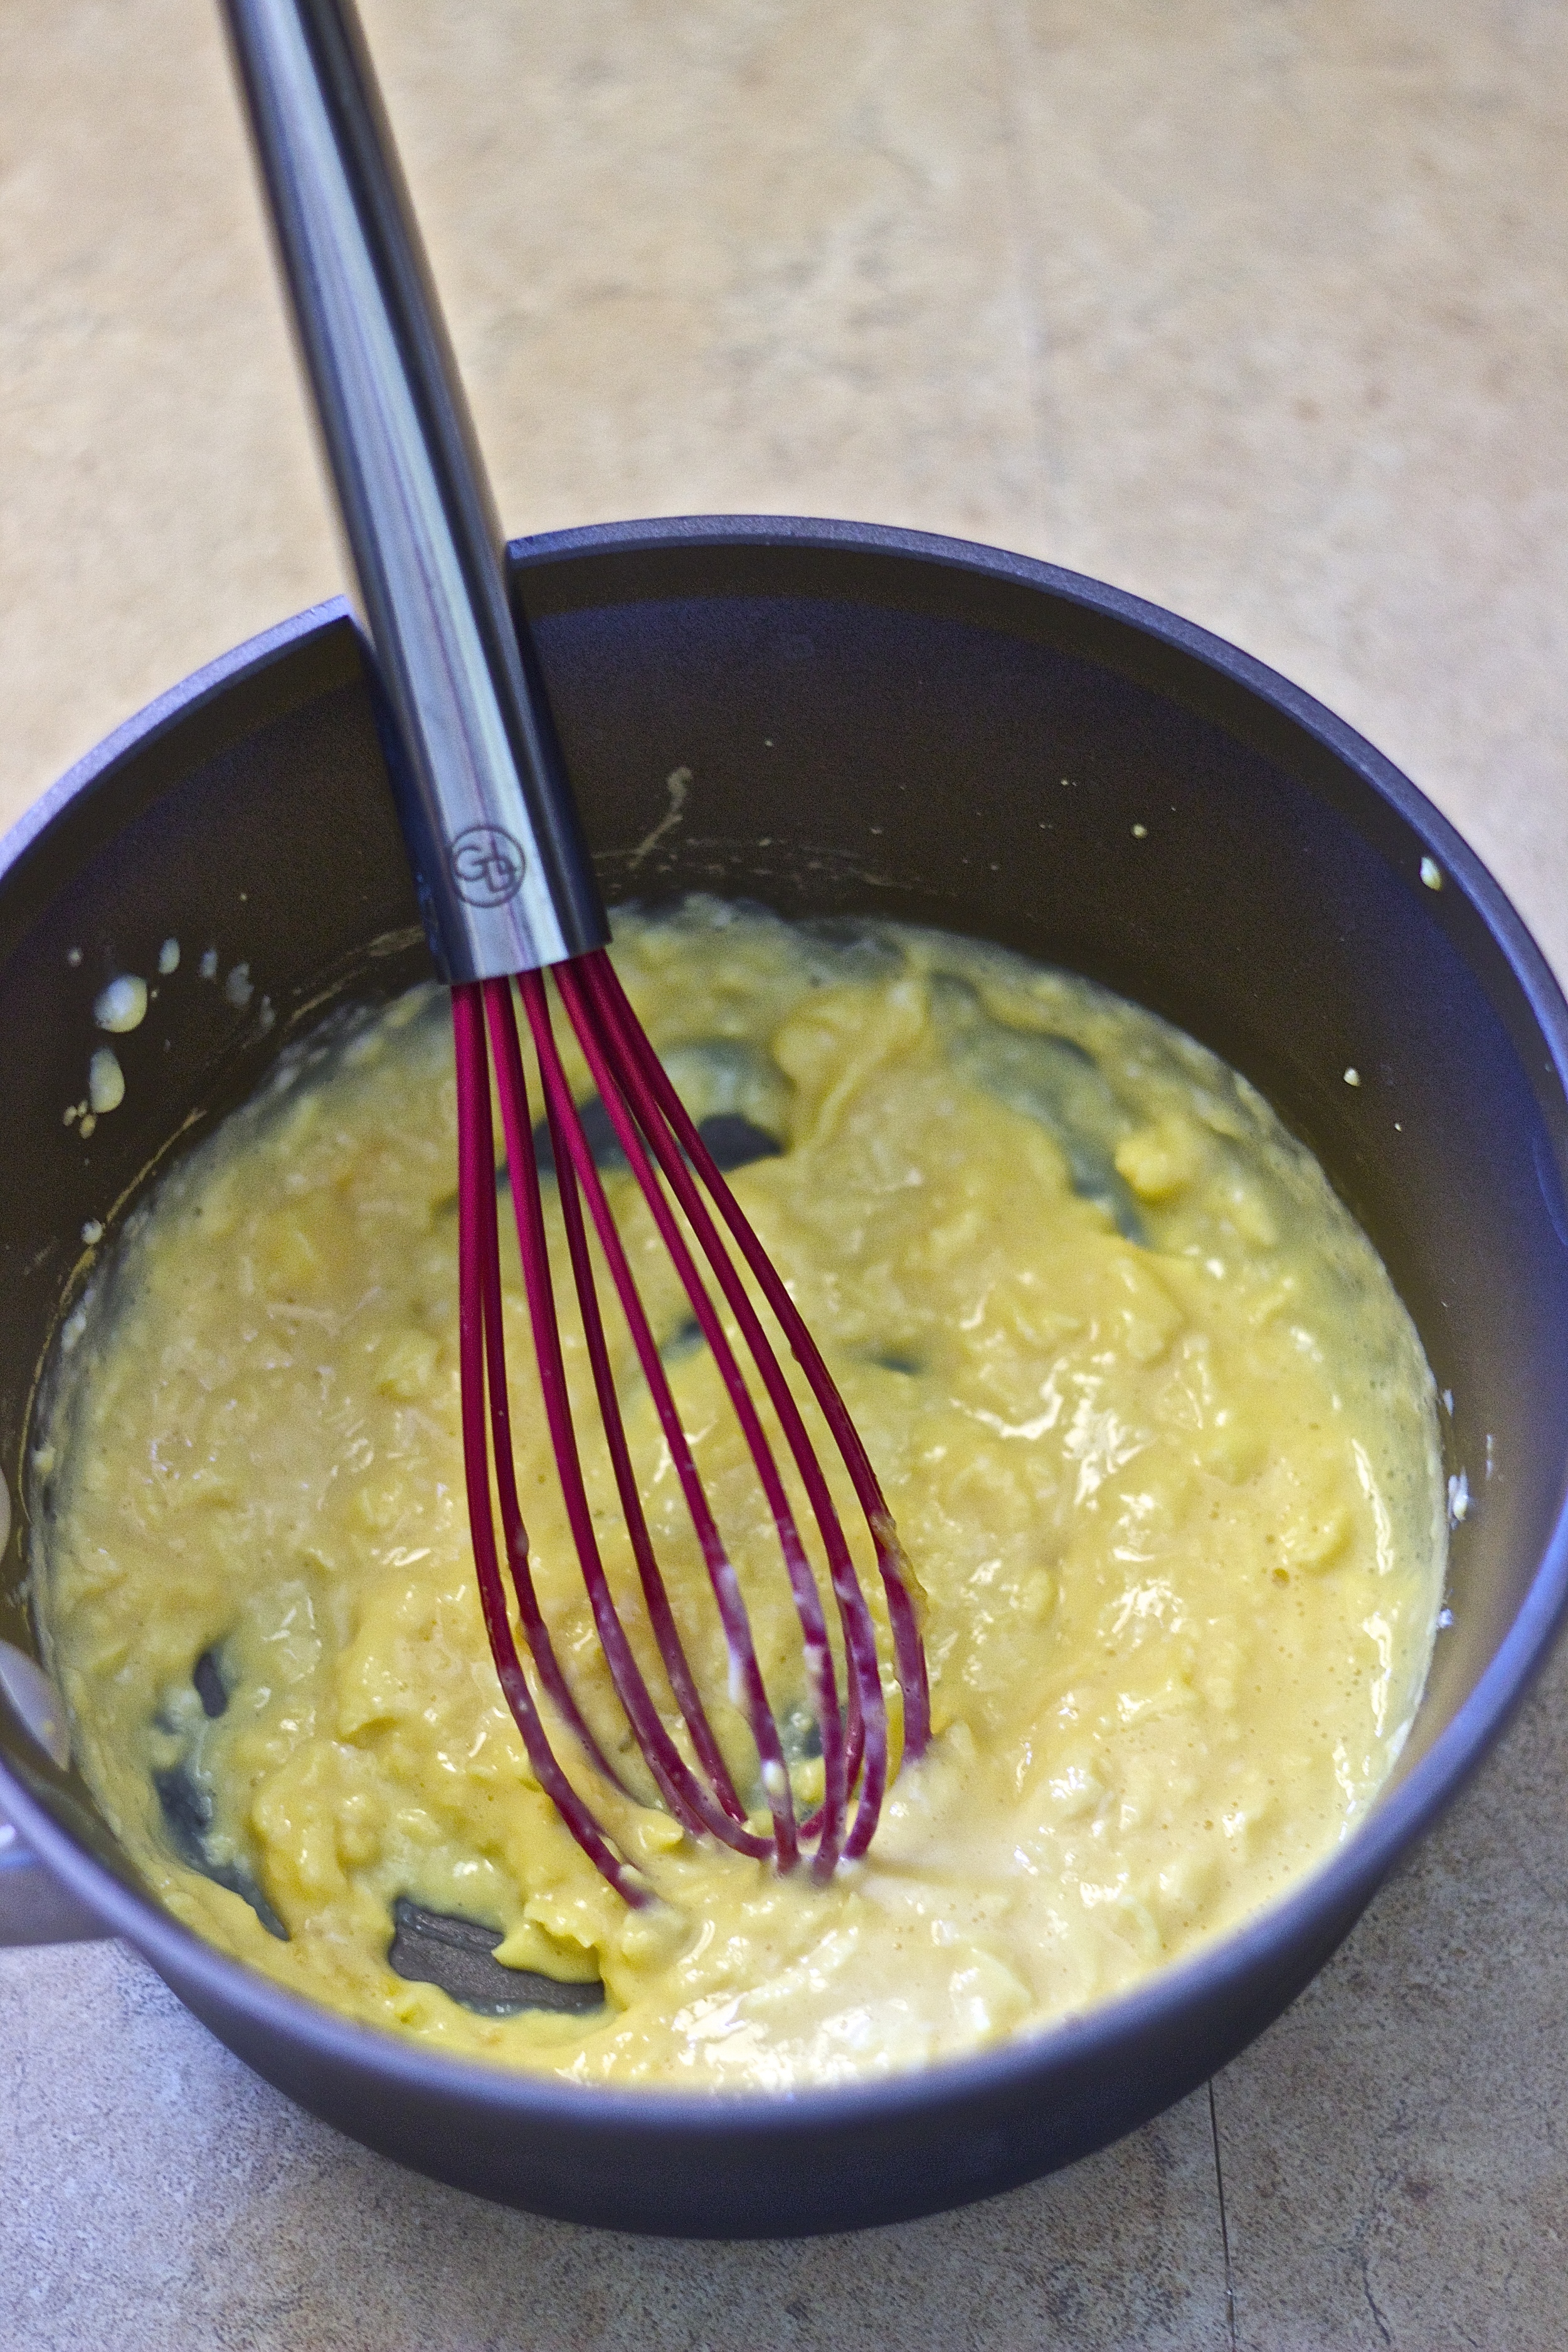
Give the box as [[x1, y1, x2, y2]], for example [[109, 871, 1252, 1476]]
[[221, 0, 929, 1899]]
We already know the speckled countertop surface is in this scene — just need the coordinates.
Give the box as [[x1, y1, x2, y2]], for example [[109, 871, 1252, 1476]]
[[3, 4, 1566, 2344]]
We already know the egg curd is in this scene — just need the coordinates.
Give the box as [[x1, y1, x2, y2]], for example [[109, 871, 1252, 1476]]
[[34, 901, 1444, 2089]]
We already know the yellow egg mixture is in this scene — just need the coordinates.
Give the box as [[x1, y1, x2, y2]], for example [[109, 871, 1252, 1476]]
[[35, 902, 1444, 2089]]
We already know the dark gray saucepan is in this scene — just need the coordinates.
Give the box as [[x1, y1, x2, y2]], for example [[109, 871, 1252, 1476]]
[[3, 515, 1567, 2237]]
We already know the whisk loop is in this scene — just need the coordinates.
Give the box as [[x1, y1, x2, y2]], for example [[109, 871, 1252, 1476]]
[[454, 953, 930, 1901]]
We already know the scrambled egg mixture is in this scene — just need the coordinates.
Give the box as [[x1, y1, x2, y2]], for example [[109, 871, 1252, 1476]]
[[35, 902, 1444, 2088]]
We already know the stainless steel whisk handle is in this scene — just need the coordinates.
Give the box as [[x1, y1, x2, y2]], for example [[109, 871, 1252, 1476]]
[[220, 0, 608, 983]]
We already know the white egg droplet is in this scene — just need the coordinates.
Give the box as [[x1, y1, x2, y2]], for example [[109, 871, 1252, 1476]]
[[93, 975, 147, 1033], [88, 1047, 125, 1115]]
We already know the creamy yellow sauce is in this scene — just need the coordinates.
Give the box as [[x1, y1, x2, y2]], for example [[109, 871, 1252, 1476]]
[[36, 902, 1444, 2088]]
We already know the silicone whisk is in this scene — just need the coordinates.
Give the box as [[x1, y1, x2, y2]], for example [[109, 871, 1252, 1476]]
[[220, 0, 929, 1897]]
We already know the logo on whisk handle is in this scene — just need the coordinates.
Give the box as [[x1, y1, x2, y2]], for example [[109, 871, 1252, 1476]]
[[448, 825, 527, 907]]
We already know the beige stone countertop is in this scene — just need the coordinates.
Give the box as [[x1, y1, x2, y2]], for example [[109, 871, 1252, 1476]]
[[3, 3, 1565, 2344]]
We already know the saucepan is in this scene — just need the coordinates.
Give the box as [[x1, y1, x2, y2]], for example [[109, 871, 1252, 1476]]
[[3, 514, 1567, 2235]]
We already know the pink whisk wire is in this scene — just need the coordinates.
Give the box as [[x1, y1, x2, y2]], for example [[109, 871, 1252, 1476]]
[[453, 951, 931, 1899]]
